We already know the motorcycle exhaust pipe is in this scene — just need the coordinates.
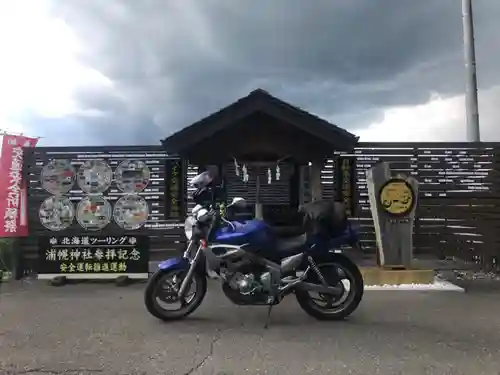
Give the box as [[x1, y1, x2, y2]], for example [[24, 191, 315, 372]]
[[295, 282, 343, 296]]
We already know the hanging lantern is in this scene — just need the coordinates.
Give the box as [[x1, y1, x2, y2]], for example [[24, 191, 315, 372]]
[[276, 164, 281, 181], [242, 164, 249, 182], [267, 168, 272, 184]]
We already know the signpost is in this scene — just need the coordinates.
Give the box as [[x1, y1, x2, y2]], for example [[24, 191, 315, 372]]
[[366, 162, 419, 269], [37, 235, 149, 280], [26, 148, 184, 284], [165, 159, 185, 219]]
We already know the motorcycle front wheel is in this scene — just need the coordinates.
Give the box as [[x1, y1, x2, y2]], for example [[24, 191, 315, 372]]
[[295, 257, 364, 320], [144, 268, 207, 321]]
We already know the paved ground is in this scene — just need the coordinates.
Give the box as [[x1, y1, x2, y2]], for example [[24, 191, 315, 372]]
[[1, 281, 500, 375]]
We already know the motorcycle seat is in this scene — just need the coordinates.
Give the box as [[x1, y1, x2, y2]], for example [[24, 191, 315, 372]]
[[275, 233, 308, 254]]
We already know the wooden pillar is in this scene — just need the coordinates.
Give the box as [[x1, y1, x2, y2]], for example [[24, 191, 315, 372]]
[[298, 165, 306, 205], [289, 162, 300, 208], [255, 172, 263, 219], [310, 160, 323, 201], [333, 155, 343, 201]]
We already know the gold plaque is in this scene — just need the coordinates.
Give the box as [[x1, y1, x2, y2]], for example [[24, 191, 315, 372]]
[[379, 178, 415, 216]]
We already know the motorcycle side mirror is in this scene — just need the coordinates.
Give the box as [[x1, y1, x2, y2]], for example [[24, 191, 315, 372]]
[[227, 197, 246, 208]]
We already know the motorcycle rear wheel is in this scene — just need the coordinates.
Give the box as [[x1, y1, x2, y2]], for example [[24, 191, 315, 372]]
[[295, 258, 364, 320], [144, 269, 207, 321]]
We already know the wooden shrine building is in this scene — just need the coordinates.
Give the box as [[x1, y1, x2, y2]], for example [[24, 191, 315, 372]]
[[162, 89, 359, 226]]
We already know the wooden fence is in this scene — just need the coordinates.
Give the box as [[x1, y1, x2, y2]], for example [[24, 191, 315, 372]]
[[335, 142, 500, 270], [17, 142, 500, 276]]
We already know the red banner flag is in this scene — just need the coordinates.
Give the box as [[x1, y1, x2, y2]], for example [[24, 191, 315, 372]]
[[0, 134, 38, 237]]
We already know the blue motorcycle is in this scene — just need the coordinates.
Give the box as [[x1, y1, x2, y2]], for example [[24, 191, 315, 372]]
[[144, 169, 364, 325]]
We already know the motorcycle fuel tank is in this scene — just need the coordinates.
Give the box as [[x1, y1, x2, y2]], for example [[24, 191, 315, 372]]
[[213, 219, 274, 249]]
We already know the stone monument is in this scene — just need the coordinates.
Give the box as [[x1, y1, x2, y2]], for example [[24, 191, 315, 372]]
[[366, 162, 419, 269]]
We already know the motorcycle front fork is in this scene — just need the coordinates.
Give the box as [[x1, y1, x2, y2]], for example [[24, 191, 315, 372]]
[[177, 241, 203, 299]]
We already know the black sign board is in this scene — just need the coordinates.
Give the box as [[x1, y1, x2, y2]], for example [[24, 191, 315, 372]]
[[38, 235, 149, 275], [165, 159, 185, 219], [336, 156, 357, 217]]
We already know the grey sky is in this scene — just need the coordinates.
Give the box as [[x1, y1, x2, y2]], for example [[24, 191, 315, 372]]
[[7, 0, 500, 145]]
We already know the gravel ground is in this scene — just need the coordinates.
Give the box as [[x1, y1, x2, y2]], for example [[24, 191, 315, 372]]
[[1, 281, 500, 375], [437, 270, 500, 291]]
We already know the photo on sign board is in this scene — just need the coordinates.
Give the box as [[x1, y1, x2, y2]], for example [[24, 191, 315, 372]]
[[114, 160, 151, 194], [39, 196, 75, 231], [40, 159, 75, 195], [77, 160, 113, 194], [76, 195, 112, 231], [113, 194, 149, 230]]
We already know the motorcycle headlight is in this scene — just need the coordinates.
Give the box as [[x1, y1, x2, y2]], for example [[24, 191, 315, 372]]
[[184, 216, 196, 240]]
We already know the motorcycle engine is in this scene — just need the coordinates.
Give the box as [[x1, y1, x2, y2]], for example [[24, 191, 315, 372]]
[[227, 272, 263, 295], [222, 269, 274, 305]]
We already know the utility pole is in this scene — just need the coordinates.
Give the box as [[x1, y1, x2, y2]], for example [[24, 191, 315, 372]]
[[462, 0, 480, 142]]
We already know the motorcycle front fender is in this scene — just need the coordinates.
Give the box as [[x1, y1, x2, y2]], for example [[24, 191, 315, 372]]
[[158, 257, 190, 271], [158, 254, 207, 276]]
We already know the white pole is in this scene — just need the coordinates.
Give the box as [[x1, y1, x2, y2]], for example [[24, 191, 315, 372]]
[[462, 0, 480, 142]]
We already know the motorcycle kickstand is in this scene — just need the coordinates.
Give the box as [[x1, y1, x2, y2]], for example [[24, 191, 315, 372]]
[[264, 304, 273, 329], [264, 295, 278, 329]]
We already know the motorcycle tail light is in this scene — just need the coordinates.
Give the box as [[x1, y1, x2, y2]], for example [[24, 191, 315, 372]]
[[200, 239, 208, 249]]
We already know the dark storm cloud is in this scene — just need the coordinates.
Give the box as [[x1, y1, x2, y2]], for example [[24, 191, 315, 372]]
[[38, 0, 500, 145]]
